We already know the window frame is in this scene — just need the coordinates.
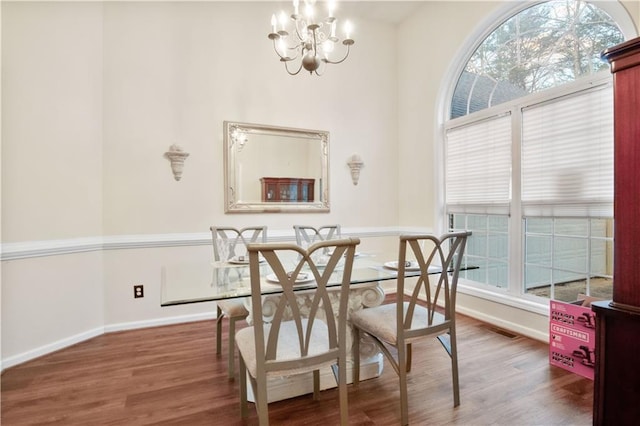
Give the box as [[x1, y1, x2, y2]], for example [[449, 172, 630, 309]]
[[445, 72, 613, 305], [436, 0, 638, 314]]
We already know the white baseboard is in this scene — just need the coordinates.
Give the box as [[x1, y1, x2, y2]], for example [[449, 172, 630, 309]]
[[1, 326, 105, 371], [456, 305, 548, 343], [1, 312, 217, 372], [103, 312, 217, 333]]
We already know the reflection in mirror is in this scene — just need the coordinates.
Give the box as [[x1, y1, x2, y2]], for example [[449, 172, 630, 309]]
[[224, 121, 330, 213]]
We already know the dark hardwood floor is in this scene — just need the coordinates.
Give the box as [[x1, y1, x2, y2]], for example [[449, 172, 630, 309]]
[[1, 312, 593, 425]]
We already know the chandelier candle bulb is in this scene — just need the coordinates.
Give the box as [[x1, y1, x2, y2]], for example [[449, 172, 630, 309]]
[[344, 20, 352, 40], [305, 3, 314, 22], [271, 14, 276, 33]]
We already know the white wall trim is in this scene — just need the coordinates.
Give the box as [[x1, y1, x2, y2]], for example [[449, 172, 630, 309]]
[[456, 304, 549, 343], [1, 237, 105, 261], [1, 326, 105, 371], [0, 226, 423, 261], [1, 312, 218, 372], [103, 312, 216, 334]]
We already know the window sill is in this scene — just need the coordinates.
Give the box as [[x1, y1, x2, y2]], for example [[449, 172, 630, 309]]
[[457, 279, 550, 317]]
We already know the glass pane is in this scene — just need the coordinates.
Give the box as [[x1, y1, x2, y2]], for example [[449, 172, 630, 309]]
[[554, 237, 587, 272], [467, 233, 486, 257], [450, 214, 509, 289], [525, 265, 551, 293], [555, 219, 588, 236], [463, 258, 487, 283], [527, 218, 552, 234], [488, 215, 508, 232], [589, 277, 613, 300], [553, 279, 587, 303], [591, 218, 612, 238], [487, 260, 508, 288], [488, 233, 508, 260], [452, 214, 466, 230], [467, 215, 487, 230], [591, 239, 613, 276], [526, 235, 552, 266]]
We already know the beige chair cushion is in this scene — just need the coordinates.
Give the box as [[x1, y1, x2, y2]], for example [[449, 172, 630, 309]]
[[350, 302, 445, 345], [236, 318, 333, 378], [218, 299, 248, 318]]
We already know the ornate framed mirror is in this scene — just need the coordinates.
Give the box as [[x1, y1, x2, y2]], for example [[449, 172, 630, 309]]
[[224, 121, 330, 213]]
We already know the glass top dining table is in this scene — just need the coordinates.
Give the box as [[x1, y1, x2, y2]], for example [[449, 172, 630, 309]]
[[160, 253, 434, 307]]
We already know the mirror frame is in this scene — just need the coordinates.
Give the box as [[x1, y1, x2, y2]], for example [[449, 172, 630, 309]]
[[224, 121, 330, 213]]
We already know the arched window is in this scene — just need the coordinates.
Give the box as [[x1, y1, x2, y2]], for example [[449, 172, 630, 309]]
[[451, 0, 624, 118], [445, 0, 630, 302]]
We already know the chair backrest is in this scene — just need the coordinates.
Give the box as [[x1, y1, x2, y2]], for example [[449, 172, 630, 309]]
[[247, 237, 360, 373], [210, 226, 268, 261], [293, 225, 341, 247], [395, 231, 471, 340]]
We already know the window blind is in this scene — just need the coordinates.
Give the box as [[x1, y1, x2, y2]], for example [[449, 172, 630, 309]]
[[446, 113, 512, 214], [521, 84, 613, 217]]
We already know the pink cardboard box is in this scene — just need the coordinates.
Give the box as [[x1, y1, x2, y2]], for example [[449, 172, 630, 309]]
[[549, 298, 598, 380]]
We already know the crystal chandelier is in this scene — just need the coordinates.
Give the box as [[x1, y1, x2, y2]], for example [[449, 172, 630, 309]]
[[268, 0, 355, 76]]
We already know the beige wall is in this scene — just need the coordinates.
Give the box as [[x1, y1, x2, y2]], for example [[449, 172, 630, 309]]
[[100, 1, 401, 235], [1, 2, 106, 366], [397, 1, 505, 230], [2, 2, 104, 242]]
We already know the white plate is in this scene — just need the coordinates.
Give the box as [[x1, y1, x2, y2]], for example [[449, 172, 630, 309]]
[[384, 261, 421, 271], [384, 262, 442, 273], [266, 273, 314, 285], [228, 256, 265, 265]]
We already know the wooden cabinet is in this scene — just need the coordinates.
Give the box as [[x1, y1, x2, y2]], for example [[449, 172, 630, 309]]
[[260, 177, 315, 202], [594, 37, 640, 426]]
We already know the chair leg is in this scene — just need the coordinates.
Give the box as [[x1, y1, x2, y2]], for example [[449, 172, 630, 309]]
[[228, 317, 237, 380], [256, 366, 270, 425], [216, 306, 224, 356], [239, 355, 248, 419], [313, 370, 320, 400], [352, 327, 361, 385], [338, 358, 349, 426], [397, 342, 409, 426], [406, 343, 412, 372], [450, 328, 460, 407]]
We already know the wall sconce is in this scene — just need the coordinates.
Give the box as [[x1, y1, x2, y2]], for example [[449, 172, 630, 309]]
[[347, 153, 363, 185], [164, 144, 190, 181]]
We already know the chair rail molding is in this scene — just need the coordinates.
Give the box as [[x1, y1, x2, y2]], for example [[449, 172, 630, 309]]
[[0, 227, 407, 261]]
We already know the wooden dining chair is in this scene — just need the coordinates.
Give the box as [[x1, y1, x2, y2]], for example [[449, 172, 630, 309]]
[[293, 224, 341, 247], [210, 226, 267, 380], [236, 237, 360, 425], [350, 231, 472, 425]]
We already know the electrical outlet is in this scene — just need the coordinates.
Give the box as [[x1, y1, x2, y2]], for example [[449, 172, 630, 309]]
[[134, 285, 144, 298]]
